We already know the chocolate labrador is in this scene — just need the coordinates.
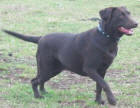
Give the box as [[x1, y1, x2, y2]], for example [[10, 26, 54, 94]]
[[3, 6, 138, 105]]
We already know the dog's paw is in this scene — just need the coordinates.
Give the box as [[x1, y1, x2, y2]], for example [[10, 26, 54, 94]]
[[40, 90, 48, 95], [34, 94, 44, 99], [95, 99, 105, 105], [108, 96, 116, 105]]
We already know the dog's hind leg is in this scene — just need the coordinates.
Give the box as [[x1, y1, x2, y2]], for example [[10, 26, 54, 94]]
[[31, 54, 43, 98], [40, 80, 47, 93], [32, 49, 64, 98], [39, 65, 63, 94], [31, 77, 42, 98]]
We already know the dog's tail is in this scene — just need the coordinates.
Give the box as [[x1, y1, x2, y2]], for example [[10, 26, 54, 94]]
[[2, 29, 41, 44]]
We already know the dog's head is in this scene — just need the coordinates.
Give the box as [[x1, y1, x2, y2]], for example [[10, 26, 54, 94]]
[[99, 6, 138, 36]]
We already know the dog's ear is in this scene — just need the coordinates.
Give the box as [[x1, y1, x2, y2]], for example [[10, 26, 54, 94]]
[[120, 6, 127, 9], [120, 6, 128, 12], [99, 7, 116, 21]]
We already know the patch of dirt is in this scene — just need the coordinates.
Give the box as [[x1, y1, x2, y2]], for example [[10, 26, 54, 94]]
[[0, 97, 12, 108], [107, 69, 124, 78], [0, 68, 7, 71], [0, 68, 30, 84], [0, 75, 30, 84], [48, 69, 123, 90], [0, 55, 13, 63], [58, 100, 87, 108], [48, 71, 92, 90]]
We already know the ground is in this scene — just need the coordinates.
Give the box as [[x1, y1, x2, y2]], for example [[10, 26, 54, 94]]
[[0, 0, 140, 108]]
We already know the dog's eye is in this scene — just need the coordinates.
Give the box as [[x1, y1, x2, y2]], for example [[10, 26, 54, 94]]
[[119, 13, 124, 18], [127, 11, 130, 15], [121, 12, 125, 16]]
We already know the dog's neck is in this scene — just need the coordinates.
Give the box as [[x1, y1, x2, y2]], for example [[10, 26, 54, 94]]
[[98, 21, 123, 42]]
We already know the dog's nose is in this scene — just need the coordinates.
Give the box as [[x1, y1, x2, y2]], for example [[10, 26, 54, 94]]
[[133, 22, 138, 27]]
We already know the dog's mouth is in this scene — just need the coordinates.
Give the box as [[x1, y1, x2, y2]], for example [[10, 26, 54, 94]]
[[118, 27, 134, 35]]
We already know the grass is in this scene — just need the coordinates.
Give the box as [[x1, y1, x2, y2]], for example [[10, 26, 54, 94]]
[[0, 0, 140, 108]]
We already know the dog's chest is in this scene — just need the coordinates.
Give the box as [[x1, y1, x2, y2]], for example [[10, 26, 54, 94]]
[[107, 48, 117, 59], [101, 46, 118, 66]]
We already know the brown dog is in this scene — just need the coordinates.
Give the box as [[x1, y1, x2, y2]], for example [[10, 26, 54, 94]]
[[3, 6, 138, 105]]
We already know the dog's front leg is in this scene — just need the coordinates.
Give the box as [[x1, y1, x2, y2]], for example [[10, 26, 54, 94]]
[[83, 67, 116, 105], [95, 70, 106, 104], [95, 82, 105, 104]]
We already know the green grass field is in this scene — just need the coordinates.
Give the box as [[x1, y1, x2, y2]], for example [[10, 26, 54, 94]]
[[0, 0, 140, 108]]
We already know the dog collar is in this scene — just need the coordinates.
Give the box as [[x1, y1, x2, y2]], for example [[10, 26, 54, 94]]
[[97, 24, 110, 38], [97, 24, 120, 42]]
